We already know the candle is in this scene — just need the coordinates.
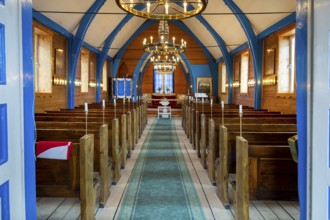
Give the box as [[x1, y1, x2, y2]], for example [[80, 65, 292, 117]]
[[102, 99, 105, 108], [84, 103, 88, 112], [210, 98, 213, 106], [221, 101, 224, 109], [239, 105, 243, 113], [202, 98, 204, 103], [114, 98, 116, 106]]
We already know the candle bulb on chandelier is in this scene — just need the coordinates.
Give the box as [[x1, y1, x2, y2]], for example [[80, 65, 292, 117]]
[[147, 2, 150, 13], [150, 36, 153, 43], [172, 37, 175, 45]]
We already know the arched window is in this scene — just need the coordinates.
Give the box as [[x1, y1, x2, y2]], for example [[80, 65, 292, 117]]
[[153, 71, 174, 94]]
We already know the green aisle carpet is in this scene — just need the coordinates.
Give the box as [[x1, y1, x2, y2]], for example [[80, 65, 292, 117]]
[[117, 118, 206, 220]]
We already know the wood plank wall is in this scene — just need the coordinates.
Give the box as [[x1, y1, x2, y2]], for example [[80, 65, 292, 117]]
[[118, 22, 208, 95], [220, 24, 296, 114], [261, 24, 296, 114], [34, 22, 109, 113]]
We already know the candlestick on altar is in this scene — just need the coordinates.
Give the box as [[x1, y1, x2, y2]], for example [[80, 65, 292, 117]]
[[84, 103, 88, 136], [221, 101, 224, 125], [239, 104, 243, 137]]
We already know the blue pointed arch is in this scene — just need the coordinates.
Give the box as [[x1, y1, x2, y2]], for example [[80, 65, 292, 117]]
[[194, 14, 233, 103], [223, 0, 262, 109], [111, 20, 158, 78], [67, 0, 106, 108], [96, 14, 133, 102], [170, 20, 213, 62]]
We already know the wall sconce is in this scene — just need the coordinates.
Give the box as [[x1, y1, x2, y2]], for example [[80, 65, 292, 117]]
[[52, 75, 67, 86], [89, 81, 96, 87], [225, 83, 229, 88], [248, 79, 255, 87], [74, 79, 81, 87], [232, 81, 240, 88], [100, 83, 104, 88], [262, 74, 277, 86]]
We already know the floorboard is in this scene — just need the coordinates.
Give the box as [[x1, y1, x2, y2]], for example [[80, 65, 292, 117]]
[[264, 200, 294, 220], [278, 201, 300, 220], [37, 197, 65, 220], [48, 198, 78, 220]]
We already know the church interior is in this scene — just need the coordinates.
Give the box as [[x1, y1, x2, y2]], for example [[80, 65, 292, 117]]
[[3, 0, 330, 219]]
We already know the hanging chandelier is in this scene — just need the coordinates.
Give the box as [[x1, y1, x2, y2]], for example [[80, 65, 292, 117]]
[[143, 20, 186, 55], [151, 54, 179, 74], [116, 0, 208, 20]]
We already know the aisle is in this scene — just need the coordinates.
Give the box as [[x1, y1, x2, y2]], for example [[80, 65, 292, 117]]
[[117, 118, 205, 219]]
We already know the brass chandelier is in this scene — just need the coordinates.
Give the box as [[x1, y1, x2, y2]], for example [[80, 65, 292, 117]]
[[116, 0, 208, 20], [143, 20, 186, 55], [151, 54, 179, 74]]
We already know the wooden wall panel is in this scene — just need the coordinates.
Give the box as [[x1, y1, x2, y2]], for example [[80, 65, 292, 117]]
[[119, 22, 207, 94], [261, 24, 296, 114]]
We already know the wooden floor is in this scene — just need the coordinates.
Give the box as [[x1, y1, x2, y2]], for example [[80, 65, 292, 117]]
[[37, 116, 300, 220]]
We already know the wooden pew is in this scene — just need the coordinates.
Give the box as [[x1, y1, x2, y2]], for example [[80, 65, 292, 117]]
[[37, 110, 130, 171], [35, 116, 122, 185], [36, 134, 98, 220], [218, 130, 297, 211], [36, 124, 112, 207]]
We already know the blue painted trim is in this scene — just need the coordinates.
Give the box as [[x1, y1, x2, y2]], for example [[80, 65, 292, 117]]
[[170, 20, 214, 62], [67, 0, 106, 109], [179, 53, 194, 92], [258, 13, 296, 40], [0, 104, 8, 166], [0, 181, 9, 219], [133, 52, 149, 101], [0, 23, 6, 85], [195, 14, 233, 103], [22, 0, 37, 218], [98, 14, 134, 95], [32, 10, 72, 38], [82, 42, 100, 55], [216, 57, 224, 63], [296, 1, 308, 219], [224, 0, 262, 109], [229, 42, 249, 56]]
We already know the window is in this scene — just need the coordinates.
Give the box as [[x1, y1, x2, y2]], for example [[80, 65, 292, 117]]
[[240, 52, 249, 94], [102, 62, 108, 92], [34, 26, 52, 93], [154, 71, 174, 94], [221, 63, 227, 93], [278, 29, 295, 93], [80, 51, 89, 93]]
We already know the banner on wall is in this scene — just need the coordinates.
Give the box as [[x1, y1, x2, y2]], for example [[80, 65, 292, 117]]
[[112, 78, 132, 98]]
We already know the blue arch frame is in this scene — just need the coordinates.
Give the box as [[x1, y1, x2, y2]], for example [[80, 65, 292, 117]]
[[194, 14, 233, 103], [67, 0, 106, 109], [223, 0, 262, 109]]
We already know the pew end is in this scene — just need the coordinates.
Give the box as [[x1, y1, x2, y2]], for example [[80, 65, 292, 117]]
[[288, 135, 298, 163]]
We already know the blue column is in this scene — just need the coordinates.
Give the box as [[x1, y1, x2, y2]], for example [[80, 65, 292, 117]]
[[296, 0, 308, 219], [67, 0, 106, 109], [223, 0, 262, 109]]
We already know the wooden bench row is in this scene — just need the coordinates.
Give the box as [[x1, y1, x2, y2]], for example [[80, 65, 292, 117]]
[[35, 101, 148, 220], [181, 102, 298, 220]]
